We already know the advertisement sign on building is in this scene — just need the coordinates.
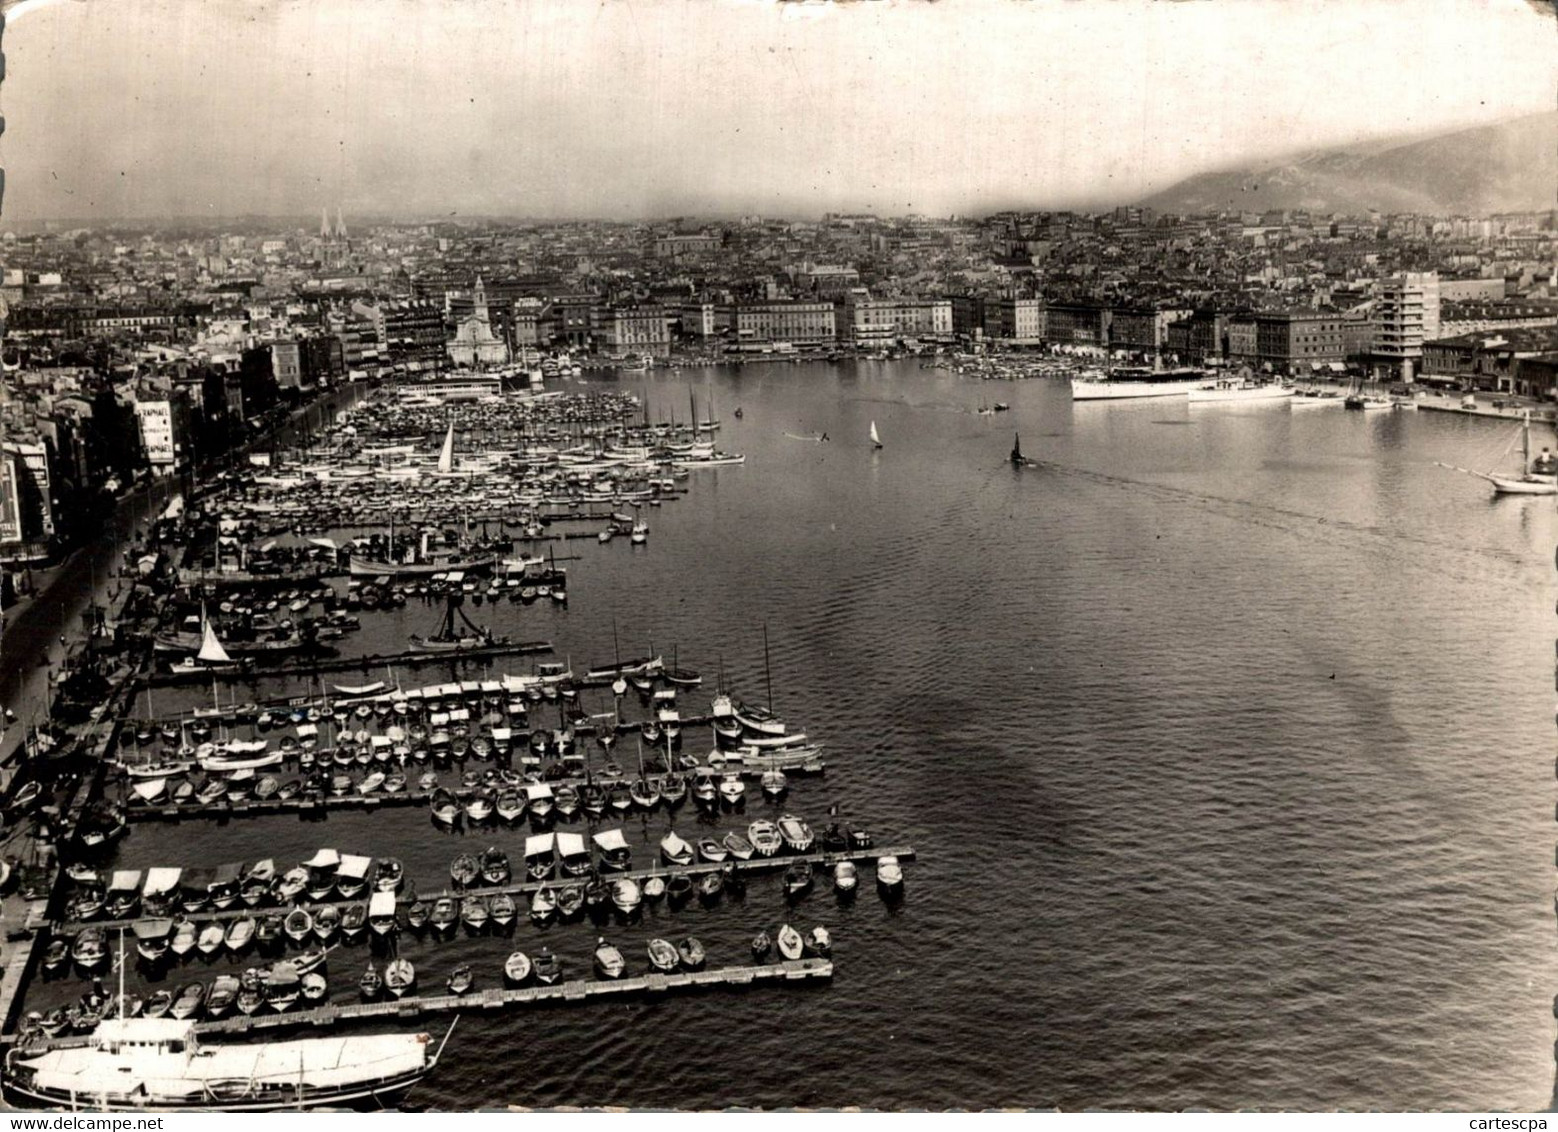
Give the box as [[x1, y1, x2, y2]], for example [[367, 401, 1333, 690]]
[[135, 399, 176, 467]]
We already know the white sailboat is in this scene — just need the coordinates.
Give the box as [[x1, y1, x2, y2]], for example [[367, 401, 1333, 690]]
[[197, 616, 233, 665], [435, 420, 456, 475], [1437, 410, 1558, 496], [870, 421, 882, 449]]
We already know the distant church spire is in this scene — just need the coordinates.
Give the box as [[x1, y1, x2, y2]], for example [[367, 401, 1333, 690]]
[[335, 207, 348, 241], [473, 275, 489, 323], [320, 207, 331, 239]]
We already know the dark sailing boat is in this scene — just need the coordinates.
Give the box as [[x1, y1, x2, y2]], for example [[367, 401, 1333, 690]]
[[410, 594, 506, 652], [1011, 433, 1034, 468]]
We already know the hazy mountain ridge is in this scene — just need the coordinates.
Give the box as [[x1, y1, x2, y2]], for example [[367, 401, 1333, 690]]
[[1141, 112, 1558, 216]]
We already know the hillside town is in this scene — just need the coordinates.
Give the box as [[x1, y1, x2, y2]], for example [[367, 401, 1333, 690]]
[[0, 206, 1555, 567]]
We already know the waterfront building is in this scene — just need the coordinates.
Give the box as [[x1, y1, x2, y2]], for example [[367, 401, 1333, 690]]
[[986, 297, 1045, 345], [1372, 271, 1441, 381], [0, 439, 54, 563], [446, 277, 510, 368], [733, 301, 837, 346], [1044, 302, 1109, 347], [602, 306, 671, 358], [838, 291, 952, 346], [1253, 311, 1348, 370]]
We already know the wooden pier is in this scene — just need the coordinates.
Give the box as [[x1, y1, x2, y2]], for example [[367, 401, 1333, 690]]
[[57, 845, 915, 934]]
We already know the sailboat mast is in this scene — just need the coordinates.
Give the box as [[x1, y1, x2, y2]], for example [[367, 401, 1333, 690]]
[[762, 624, 773, 712]]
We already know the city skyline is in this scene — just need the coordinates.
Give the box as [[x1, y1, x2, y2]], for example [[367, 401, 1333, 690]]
[[3, 0, 1555, 224]]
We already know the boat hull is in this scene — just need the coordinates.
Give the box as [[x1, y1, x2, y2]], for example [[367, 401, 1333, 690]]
[[1072, 379, 1200, 401]]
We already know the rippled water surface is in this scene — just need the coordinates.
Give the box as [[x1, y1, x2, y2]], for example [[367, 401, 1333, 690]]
[[79, 363, 1558, 1109]]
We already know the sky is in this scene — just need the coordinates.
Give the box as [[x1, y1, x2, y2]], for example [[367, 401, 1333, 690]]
[[1, 0, 1554, 223]]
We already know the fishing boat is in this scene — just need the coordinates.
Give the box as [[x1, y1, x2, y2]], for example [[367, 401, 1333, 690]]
[[429, 897, 460, 933], [283, 907, 313, 944], [722, 830, 755, 861], [449, 853, 479, 889], [593, 938, 627, 979], [834, 860, 858, 894], [611, 877, 642, 915], [747, 819, 784, 857], [489, 892, 517, 927], [524, 833, 557, 880], [530, 885, 557, 921], [132, 919, 173, 963], [776, 923, 804, 961], [696, 836, 728, 864], [760, 770, 788, 799], [446, 964, 475, 996], [751, 930, 772, 961], [806, 926, 832, 956], [479, 847, 511, 887], [383, 958, 416, 998], [532, 949, 562, 986], [677, 937, 706, 970], [593, 828, 632, 871], [206, 975, 240, 1019], [359, 963, 383, 1001], [430, 787, 460, 824], [169, 982, 205, 1022], [876, 855, 904, 892], [503, 951, 532, 987], [776, 813, 814, 853], [646, 937, 679, 973], [783, 861, 813, 897], [368, 891, 399, 938], [659, 831, 695, 867], [169, 920, 199, 959]]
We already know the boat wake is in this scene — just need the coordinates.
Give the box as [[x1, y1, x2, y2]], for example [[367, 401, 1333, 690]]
[[1021, 458, 1542, 588], [783, 432, 828, 442]]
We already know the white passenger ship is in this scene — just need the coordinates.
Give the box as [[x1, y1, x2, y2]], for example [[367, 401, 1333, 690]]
[[1071, 367, 1207, 401]]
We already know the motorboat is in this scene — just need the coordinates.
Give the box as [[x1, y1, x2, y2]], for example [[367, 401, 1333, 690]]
[[776, 923, 804, 961], [751, 930, 772, 961], [696, 836, 728, 864], [429, 897, 460, 933], [341, 902, 368, 942], [760, 770, 788, 799], [490, 892, 517, 927], [593, 938, 626, 979], [722, 831, 755, 861], [556, 883, 585, 920], [783, 861, 813, 897], [206, 975, 240, 1019], [806, 926, 832, 956], [834, 861, 858, 895], [718, 775, 746, 807]]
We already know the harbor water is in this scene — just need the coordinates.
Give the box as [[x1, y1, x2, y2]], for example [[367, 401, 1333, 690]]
[[59, 361, 1558, 1109]]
